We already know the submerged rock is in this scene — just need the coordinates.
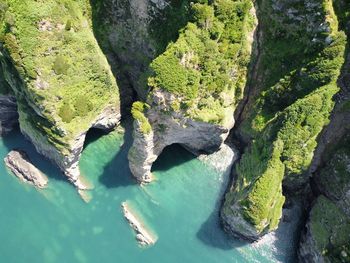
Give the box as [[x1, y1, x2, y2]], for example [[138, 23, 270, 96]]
[[4, 150, 48, 188]]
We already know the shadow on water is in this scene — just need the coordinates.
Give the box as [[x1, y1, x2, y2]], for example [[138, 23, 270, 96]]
[[151, 142, 246, 249], [1, 127, 65, 182], [98, 119, 137, 188], [195, 168, 248, 250]]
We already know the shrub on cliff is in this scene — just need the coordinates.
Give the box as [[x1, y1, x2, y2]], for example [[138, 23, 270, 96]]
[[131, 102, 151, 134], [59, 102, 75, 123], [53, 55, 70, 75]]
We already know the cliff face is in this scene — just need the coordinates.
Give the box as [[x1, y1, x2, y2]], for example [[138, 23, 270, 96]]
[[0, 0, 121, 188], [0, 49, 18, 135], [221, 0, 347, 240], [0, 94, 17, 135], [299, 136, 350, 262], [128, 0, 257, 183], [299, 6, 350, 259]]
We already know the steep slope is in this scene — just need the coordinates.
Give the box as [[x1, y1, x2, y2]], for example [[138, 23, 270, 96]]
[[0, 46, 18, 135], [299, 2, 350, 260], [0, 0, 120, 188], [221, 0, 347, 240], [90, 0, 192, 107], [128, 0, 257, 182], [299, 135, 350, 263]]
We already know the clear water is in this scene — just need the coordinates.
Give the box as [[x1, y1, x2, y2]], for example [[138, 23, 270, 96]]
[[0, 126, 299, 263]]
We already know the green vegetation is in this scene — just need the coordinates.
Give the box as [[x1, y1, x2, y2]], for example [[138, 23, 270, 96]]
[[0, 0, 119, 151], [53, 55, 70, 75], [310, 196, 350, 262], [317, 133, 350, 203], [146, 0, 256, 125], [149, 0, 192, 54], [239, 139, 285, 231], [223, 0, 347, 234], [131, 101, 152, 134]]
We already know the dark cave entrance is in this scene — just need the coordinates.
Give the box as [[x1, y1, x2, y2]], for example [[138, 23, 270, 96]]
[[83, 127, 110, 150], [151, 143, 196, 173]]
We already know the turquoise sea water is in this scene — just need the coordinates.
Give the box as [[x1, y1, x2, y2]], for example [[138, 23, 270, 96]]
[[0, 126, 300, 263]]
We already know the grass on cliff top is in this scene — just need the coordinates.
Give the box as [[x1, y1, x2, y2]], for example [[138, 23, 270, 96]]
[[0, 0, 119, 149], [224, 0, 347, 233], [310, 195, 350, 262], [146, 0, 256, 125]]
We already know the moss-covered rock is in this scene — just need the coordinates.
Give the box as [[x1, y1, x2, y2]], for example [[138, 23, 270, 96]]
[[299, 196, 350, 263], [128, 0, 257, 182], [0, 0, 120, 187], [221, 0, 347, 240]]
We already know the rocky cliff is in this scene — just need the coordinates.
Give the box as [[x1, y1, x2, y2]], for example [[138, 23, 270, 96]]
[[128, 0, 257, 183], [90, 0, 191, 110], [0, 48, 18, 135], [299, 135, 350, 263], [221, 0, 347, 240], [298, 4, 350, 259], [0, 0, 121, 188], [0, 94, 17, 135]]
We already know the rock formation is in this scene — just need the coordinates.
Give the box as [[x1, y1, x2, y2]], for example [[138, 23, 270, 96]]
[[128, 1, 257, 183], [0, 0, 121, 188], [298, 52, 350, 262], [121, 202, 157, 246], [4, 150, 48, 188], [90, 0, 186, 108], [129, 90, 235, 183], [221, 0, 347, 240]]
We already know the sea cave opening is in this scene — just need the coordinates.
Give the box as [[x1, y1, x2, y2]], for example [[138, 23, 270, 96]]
[[151, 143, 196, 173]]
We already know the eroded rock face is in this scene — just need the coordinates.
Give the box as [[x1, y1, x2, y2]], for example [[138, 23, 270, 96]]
[[0, 95, 18, 135], [128, 90, 233, 183], [4, 150, 48, 188], [19, 104, 120, 189]]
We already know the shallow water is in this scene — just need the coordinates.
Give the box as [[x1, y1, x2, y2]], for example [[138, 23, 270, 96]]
[[0, 127, 299, 263]]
